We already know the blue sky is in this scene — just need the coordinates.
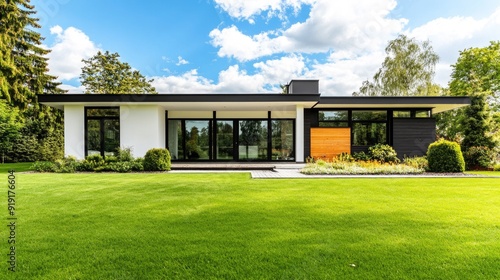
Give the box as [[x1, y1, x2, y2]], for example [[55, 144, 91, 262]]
[[32, 0, 500, 95]]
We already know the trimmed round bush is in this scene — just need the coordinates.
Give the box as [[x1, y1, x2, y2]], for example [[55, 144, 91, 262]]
[[368, 144, 400, 163], [427, 140, 465, 173], [143, 148, 171, 171]]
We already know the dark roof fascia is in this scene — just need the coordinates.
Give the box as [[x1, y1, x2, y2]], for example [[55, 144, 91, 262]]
[[316, 96, 471, 107], [37, 93, 321, 103]]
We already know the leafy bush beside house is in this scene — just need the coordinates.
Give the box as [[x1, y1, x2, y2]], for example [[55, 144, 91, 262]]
[[427, 139, 465, 173], [31, 147, 153, 173], [143, 148, 171, 171], [368, 144, 400, 163], [463, 146, 495, 170]]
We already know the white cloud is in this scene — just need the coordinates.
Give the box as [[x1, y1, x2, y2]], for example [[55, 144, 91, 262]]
[[47, 2, 500, 97], [214, 0, 312, 22], [151, 55, 306, 93], [176, 56, 189, 66], [59, 84, 86, 94], [409, 7, 500, 86], [46, 26, 100, 81], [210, 0, 407, 61]]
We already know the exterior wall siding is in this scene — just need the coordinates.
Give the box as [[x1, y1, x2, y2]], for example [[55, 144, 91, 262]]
[[64, 105, 85, 159], [120, 105, 165, 158], [310, 128, 351, 159], [393, 118, 436, 158]]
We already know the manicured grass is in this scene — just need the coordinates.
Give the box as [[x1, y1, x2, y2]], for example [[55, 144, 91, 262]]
[[0, 162, 33, 173], [1, 173, 500, 279]]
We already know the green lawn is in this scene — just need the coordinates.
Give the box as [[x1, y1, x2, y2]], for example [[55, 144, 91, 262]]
[[0, 162, 33, 173], [1, 173, 500, 279]]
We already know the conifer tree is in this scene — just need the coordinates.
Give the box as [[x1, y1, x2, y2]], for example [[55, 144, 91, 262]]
[[0, 0, 65, 162], [0, 0, 64, 109]]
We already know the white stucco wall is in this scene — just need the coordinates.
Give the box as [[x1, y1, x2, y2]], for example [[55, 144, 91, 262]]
[[64, 105, 85, 159], [120, 105, 165, 158]]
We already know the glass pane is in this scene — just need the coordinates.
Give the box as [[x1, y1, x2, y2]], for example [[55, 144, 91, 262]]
[[87, 119, 101, 156], [239, 120, 268, 160], [272, 120, 294, 161], [416, 110, 430, 118], [352, 110, 387, 121], [319, 111, 348, 121], [185, 120, 210, 160], [87, 108, 119, 117], [319, 122, 348, 127], [393, 111, 411, 118], [103, 119, 120, 156], [168, 120, 183, 160], [353, 123, 386, 146], [216, 121, 234, 160]]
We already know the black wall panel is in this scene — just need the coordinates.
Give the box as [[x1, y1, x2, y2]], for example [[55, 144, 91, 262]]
[[393, 118, 436, 158]]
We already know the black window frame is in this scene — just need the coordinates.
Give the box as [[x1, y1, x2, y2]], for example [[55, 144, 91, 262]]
[[166, 114, 296, 162], [84, 106, 120, 158]]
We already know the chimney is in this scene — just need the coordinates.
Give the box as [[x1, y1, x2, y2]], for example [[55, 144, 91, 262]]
[[288, 80, 319, 94]]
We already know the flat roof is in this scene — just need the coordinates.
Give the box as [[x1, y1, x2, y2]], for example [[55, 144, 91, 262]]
[[38, 94, 470, 113], [37, 94, 321, 111], [316, 96, 470, 113]]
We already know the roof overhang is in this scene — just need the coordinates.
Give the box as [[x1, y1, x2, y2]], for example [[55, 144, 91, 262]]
[[37, 94, 321, 111], [315, 96, 471, 113], [38, 94, 470, 114]]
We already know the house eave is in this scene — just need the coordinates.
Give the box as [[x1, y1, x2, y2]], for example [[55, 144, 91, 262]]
[[315, 96, 471, 113]]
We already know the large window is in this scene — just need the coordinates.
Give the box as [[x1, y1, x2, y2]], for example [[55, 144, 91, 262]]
[[185, 120, 210, 160], [168, 120, 211, 160], [85, 107, 120, 157], [238, 120, 268, 160], [319, 110, 348, 127], [216, 121, 234, 160], [352, 123, 386, 146], [272, 120, 294, 161], [351, 110, 387, 146]]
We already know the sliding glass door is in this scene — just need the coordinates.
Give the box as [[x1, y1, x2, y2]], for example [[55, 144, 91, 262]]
[[167, 118, 294, 161], [238, 120, 268, 160], [216, 120, 234, 160]]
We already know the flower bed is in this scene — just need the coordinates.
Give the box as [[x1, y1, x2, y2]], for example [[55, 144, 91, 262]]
[[301, 160, 425, 175]]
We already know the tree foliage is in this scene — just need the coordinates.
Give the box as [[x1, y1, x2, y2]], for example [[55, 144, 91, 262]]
[[438, 41, 500, 152], [0, 0, 65, 162], [80, 51, 157, 94], [0, 0, 64, 108], [0, 100, 23, 162], [354, 34, 440, 96]]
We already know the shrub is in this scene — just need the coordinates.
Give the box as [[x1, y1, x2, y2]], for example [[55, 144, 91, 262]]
[[117, 147, 134, 162], [463, 146, 495, 170], [31, 161, 58, 172], [55, 157, 79, 173], [494, 163, 500, 171], [403, 156, 428, 171], [104, 155, 118, 164], [427, 140, 465, 173], [352, 151, 371, 161], [337, 152, 354, 162], [369, 144, 400, 163], [77, 154, 105, 172], [143, 148, 171, 171]]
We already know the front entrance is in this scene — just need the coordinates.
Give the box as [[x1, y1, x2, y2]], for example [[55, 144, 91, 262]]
[[167, 118, 294, 162]]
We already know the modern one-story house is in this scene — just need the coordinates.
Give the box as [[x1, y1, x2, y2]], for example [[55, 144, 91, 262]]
[[38, 80, 470, 163]]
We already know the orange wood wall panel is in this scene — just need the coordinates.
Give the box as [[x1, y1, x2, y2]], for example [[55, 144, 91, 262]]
[[310, 128, 351, 159]]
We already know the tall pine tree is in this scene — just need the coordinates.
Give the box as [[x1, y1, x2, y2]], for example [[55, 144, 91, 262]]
[[1, 0, 65, 108], [1, 0, 66, 162]]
